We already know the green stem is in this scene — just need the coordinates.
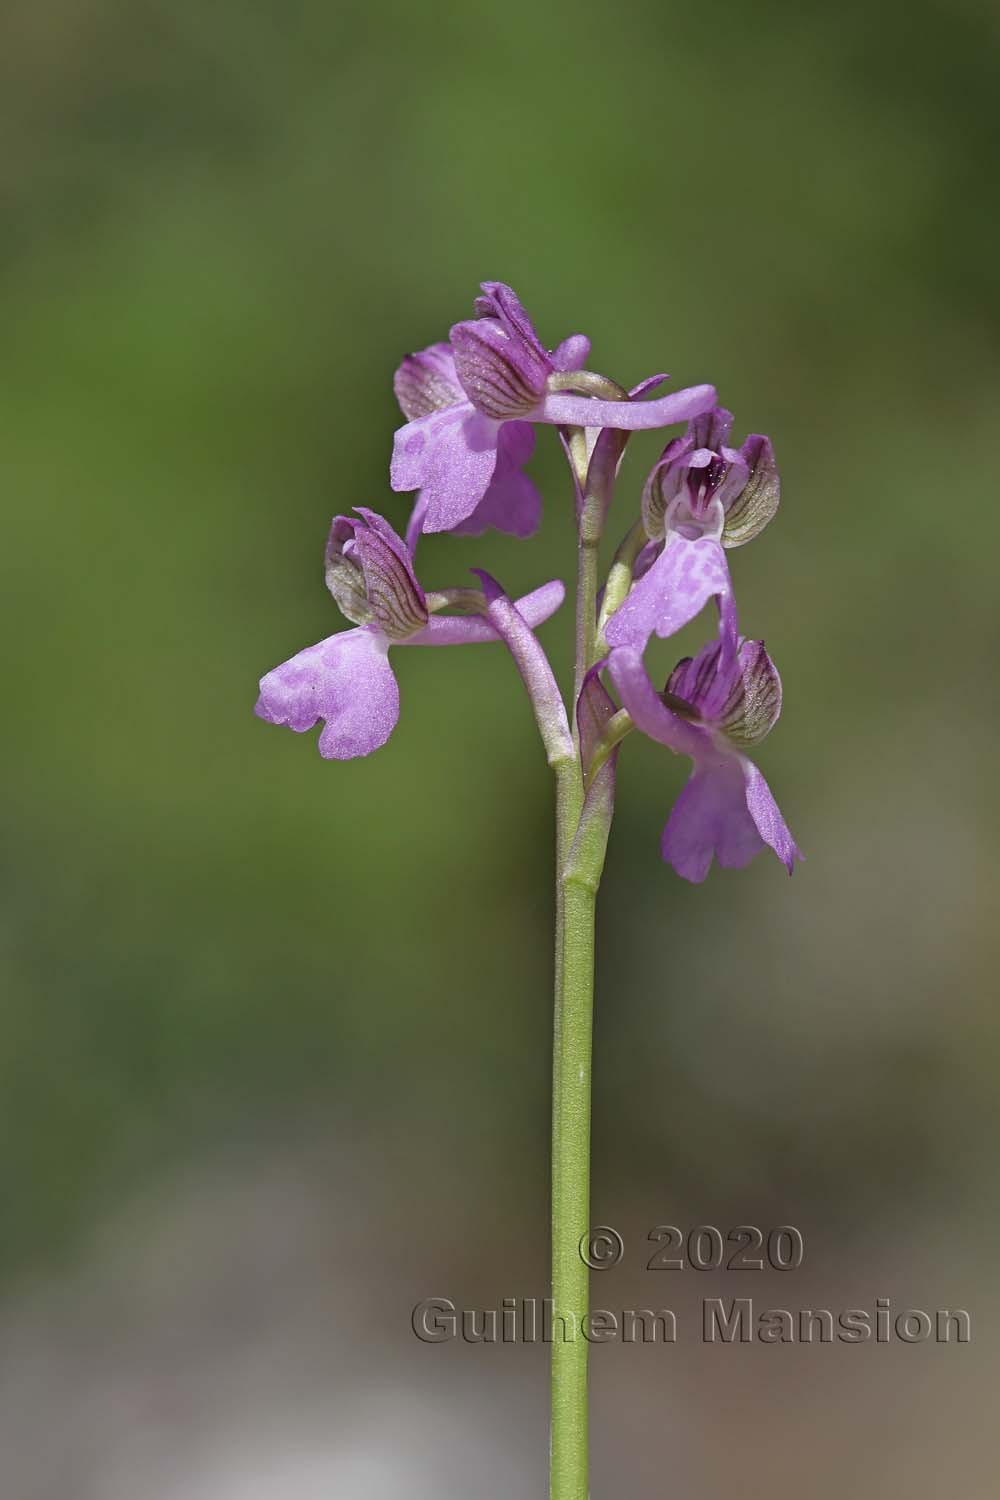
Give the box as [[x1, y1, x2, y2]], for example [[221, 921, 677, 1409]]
[[550, 851, 597, 1500], [551, 470, 612, 1500]]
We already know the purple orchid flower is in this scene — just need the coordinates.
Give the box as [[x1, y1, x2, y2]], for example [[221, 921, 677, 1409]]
[[606, 605, 800, 883], [255, 508, 564, 760], [391, 282, 717, 543], [604, 407, 779, 652], [393, 342, 544, 550]]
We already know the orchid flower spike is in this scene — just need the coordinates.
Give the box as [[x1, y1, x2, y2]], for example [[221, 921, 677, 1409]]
[[391, 282, 717, 545], [607, 602, 800, 883], [604, 407, 779, 652], [255, 508, 564, 759]]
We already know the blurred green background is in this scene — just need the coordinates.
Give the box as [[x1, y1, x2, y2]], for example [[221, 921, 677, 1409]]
[[2, 0, 998, 1494]]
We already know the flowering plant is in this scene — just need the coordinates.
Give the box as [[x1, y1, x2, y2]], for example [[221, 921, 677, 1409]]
[[256, 282, 800, 1498]]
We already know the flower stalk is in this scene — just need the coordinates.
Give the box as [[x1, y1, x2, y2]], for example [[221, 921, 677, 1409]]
[[550, 847, 598, 1500], [551, 449, 621, 1498], [254, 279, 801, 1500]]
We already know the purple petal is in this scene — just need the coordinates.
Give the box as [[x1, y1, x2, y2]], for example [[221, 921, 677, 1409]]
[[667, 633, 734, 724], [665, 596, 744, 727], [402, 581, 566, 646], [742, 759, 801, 873], [393, 343, 464, 420], [390, 403, 501, 532], [473, 283, 548, 356], [450, 421, 542, 539], [662, 757, 767, 883], [404, 492, 429, 555], [628, 373, 671, 400], [688, 406, 734, 451], [533, 382, 716, 431], [711, 446, 751, 513], [641, 435, 695, 537], [606, 647, 706, 759], [255, 625, 399, 760], [604, 534, 731, 650], [551, 333, 591, 372], [351, 507, 412, 553]]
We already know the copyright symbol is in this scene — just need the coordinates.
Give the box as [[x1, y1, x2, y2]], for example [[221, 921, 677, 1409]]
[[579, 1226, 624, 1269]]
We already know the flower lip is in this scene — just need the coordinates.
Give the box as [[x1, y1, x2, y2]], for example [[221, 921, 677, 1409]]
[[607, 636, 799, 880], [325, 509, 428, 641], [255, 625, 400, 761], [602, 529, 732, 652]]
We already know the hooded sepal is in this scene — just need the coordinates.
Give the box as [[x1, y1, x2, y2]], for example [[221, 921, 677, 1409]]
[[323, 516, 373, 626], [451, 316, 551, 419], [324, 509, 428, 641], [667, 636, 782, 749], [451, 281, 582, 420], [721, 434, 780, 548], [393, 343, 464, 420]]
